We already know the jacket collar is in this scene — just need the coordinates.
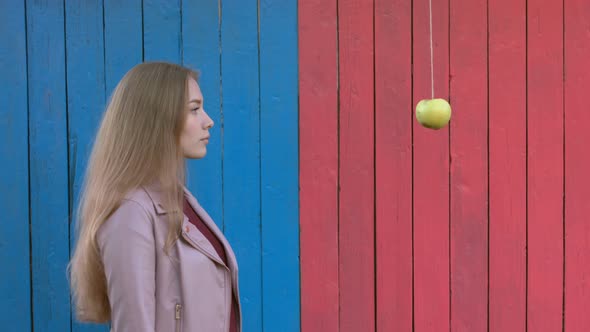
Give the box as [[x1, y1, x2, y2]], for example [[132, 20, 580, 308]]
[[139, 183, 237, 272]]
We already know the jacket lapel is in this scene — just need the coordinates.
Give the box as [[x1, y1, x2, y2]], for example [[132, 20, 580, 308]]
[[141, 184, 230, 269], [143, 184, 242, 325], [180, 214, 228, 268], [142, 184, 242, 323], [182, 187, 239, 272], [182, 187, 242, 321]]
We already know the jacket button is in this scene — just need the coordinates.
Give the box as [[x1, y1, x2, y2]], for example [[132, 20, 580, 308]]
[[185, 226, 190, 233]]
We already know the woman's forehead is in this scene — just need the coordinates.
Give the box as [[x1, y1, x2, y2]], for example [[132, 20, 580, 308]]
[[187, 78, 203, 101]]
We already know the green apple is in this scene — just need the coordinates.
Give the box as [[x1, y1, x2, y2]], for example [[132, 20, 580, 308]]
[[415, 98, 452, 130]]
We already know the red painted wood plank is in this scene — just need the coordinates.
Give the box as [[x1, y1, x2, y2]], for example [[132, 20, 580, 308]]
[[375, 0, 412, 330], [449, 0, 488, 329], [527, 0, 564, 330], [564, 0, 590, 330], [338, 0, 375, 330], [488, 0, 527, 331], [298, 0, 339, 331], [412, 0, 450, 330]]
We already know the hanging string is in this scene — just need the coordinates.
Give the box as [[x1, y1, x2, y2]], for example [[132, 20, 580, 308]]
[[429, 0, 434, 98]]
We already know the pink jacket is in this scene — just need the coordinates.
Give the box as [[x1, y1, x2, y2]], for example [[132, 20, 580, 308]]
[[97, 185, 242, 332]]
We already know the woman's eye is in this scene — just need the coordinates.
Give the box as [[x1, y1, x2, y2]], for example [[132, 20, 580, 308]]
[[192, 107, 200, 112]]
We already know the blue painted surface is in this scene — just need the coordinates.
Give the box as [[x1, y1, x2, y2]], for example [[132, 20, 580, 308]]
[[1, 1, 300, 330], [143, 0, 182, 62], [182, 0, 224, 229], [26, 0, 71, 330], [65, 0, 109, 331], [259, 0, 301, 330], [0, 2, 31, 331], [221, 0, 263, 330], [104, 0, 143, 96]]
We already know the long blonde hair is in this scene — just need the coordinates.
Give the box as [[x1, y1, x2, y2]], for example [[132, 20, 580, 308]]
[[68, 62, 198, 322]]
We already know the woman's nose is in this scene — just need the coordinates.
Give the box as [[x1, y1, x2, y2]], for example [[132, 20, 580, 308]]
[[204, 112, 214, 129]]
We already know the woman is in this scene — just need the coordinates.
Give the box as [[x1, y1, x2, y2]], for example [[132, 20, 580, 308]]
[[68, 62, 241, 332]]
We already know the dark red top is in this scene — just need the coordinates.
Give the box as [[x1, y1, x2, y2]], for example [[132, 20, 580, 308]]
[[183, 197, 238, 332]]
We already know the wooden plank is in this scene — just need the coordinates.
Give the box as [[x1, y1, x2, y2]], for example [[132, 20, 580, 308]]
[[526, 0, 564, 330], [564, 0, 590, 330], [26, 0, 71, 330], [143, 0, 181, 62], [182, 0, 223, 228], [104, 0, 142, 96], [258, 0, 300, 331], [65, 1, 109, 330], [220, 0, 262, 330], [0, 2, 31, 330], [412, 0, 450, 329], [488, 0, 527, 331], [449, 0, 489, 329], [374, 0, 413, 330], [337, 0, 375, 330], [298, 0, 340, 330]]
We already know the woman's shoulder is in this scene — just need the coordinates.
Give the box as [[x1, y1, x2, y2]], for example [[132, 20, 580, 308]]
[[123, 187, 157, 213], [98, 189, 156, 238], [96, 189, 160, 264]]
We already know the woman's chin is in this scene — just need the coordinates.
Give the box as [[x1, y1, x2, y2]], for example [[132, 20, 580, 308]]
[[184, 149, 206, 160]]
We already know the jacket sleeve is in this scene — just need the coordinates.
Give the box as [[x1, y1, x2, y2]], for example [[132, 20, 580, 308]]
[[97, 199, 156, 332]]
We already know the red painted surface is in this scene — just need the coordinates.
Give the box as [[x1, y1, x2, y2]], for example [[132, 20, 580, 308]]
[[300, 0, 581, 331], [449, 0, 489, 330], [489, 0, 527, 330], [527, 0, 564, 330], [565, 0, 590, 330], [412, 0, 450, 330], [337, 0, 375, 330], [375, 0, 413, 330], [299, 0, 339, 331]]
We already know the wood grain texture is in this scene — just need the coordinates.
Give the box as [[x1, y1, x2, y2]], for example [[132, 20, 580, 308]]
[[488, 0, 527, 331], [259, 0, 301, 330], [449, 0, 489, 330], [6, 1, 590, 331], [65, 1, 109, 330], [26, 0, 71, 330], [104, 0, 142, 95], [412, 0, 450, 330], [527, 0, 564, 330], [220, 0, 262, 330], [182, 0, 224, 228], [0, 1, 31, 330], [298, 0, 340, 330], [564, 0, 589, 330], [375, 0, 413, 330], [143, 0, 181, 62], [337, 0, 375, 331]]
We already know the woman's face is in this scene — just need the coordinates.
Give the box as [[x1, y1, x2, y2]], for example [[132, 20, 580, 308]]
[[180, 78, 214, 159]]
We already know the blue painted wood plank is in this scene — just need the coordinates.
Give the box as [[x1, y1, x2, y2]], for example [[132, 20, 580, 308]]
[[221, 0, 262, 330], [143, 0, 181, 62], [65, 0, 109, 331], [26, 0, 71, 330], [259, 0, 301, 330], [182, 0, 223, 228], [0, 1, 31, 330], [104, 0, 143, 96]]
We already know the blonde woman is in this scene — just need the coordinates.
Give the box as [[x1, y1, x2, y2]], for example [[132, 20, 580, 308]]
[[68, 62, 241, 332]]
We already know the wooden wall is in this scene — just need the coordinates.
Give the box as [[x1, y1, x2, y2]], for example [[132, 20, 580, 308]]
[[2, 0, 590, 331], [299, 0, 590, 331], [0, 1, 299, 331]]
